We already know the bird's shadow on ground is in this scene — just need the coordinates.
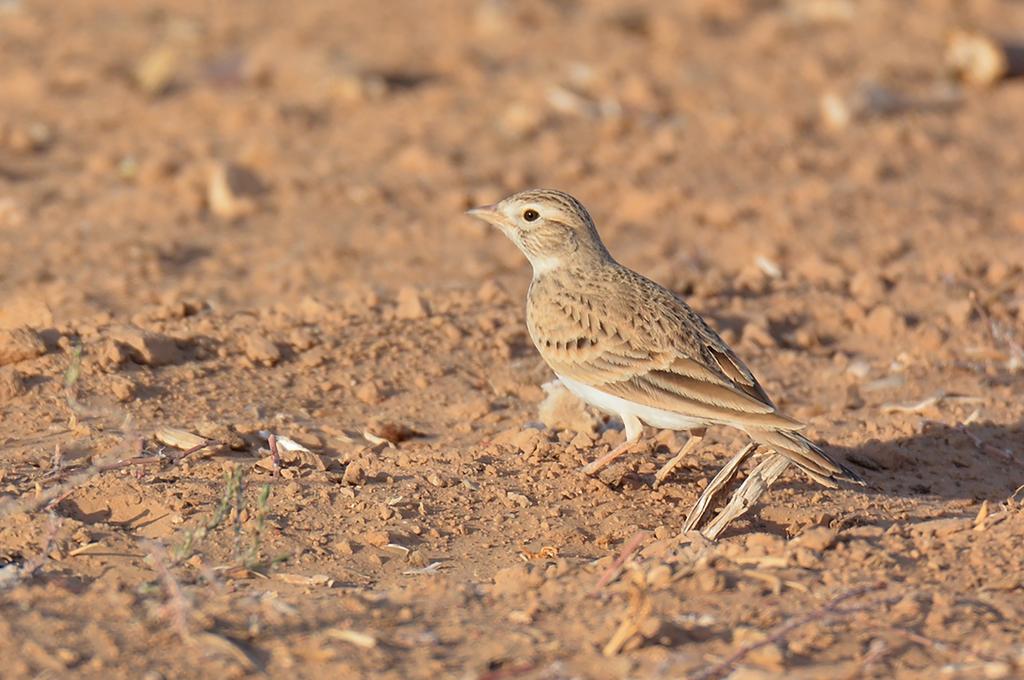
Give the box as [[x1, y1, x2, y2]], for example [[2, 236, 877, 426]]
[[668, 420, 1024, 540], [803, 420, 1023, 502]]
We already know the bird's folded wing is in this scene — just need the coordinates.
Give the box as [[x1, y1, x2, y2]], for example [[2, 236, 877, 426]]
[[530, 292, 802, 430]]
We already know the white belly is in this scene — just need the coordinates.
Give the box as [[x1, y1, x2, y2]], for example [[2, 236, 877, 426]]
[[557, 375, 708, 431]]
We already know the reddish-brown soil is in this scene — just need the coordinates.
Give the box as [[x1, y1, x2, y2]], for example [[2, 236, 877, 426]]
[[2, 1, 1024, 678]]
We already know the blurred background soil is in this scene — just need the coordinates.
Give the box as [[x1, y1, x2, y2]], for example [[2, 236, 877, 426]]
[[1, 0, 1023, 678]]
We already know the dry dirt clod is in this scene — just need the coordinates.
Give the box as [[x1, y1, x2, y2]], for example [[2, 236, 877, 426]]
[[194, 421, 246, 450], [395, 286, 429, 320], [287, 327, 317, 351], [108, 375, 135, 402], [732, 627, 786, 670], [363, 530, 391, 548], [492, 564, 544, 598], [240, 332, 281, 366], [504, 428, 544, 456], [108, 326, 182, 366], [789, 526, 837, 553], [849, 271, 886, 306], [863, 305, 906, 337], [93, 338, 130, 369], [0, 367, 26, 401], [0, 327, 46, 366], [355, 381, 382, 405], [946, 299, 974, 326], [341, 462, 366, 486]]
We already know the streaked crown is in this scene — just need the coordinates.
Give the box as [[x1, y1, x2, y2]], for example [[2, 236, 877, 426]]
[[466, 189, 610, 273]]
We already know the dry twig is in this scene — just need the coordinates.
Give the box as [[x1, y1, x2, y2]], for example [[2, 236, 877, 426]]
[[592, 530, 648, 594], [44, 443, 64, 479], [880, 391, 982, 414], [602, 580, 653, 656], [268, 433, 282, 479], [703, 455, 791, 541], [0, 435, 214, 520], [147, 541, 195, 642], [844, 638, 890, 680], [683, 443, 757, 532], [956, 423, 1015, 462]]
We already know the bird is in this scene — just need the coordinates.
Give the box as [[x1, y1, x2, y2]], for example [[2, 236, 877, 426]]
[[467, 188, 863, 497]]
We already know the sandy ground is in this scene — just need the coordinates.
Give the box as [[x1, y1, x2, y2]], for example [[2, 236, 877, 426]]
[[2, 0, 1024, 678]]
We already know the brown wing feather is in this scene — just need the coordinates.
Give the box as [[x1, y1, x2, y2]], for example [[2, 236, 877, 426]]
[[526, 271, 799, 429], [707, 348, 776, 406], [595, 375, 802, 429]]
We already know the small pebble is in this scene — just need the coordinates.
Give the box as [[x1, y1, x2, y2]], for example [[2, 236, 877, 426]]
[[240, 332, 281, 366], [395, 287, 429, 320]]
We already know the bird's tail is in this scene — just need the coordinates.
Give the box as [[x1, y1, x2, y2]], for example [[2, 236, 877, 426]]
[[748, 428, 864, 488]]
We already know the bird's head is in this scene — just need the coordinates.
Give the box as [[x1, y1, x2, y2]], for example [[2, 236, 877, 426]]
[[467, 189, 609, 274]]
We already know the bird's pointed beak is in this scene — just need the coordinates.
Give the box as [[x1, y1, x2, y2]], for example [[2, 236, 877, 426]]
[[466, 203, 501, 224]]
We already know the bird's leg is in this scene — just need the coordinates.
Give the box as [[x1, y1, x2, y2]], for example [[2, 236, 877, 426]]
[[581, 441, 638, 476], [581, 414, 643, 476], [653, 428, 707, 488], [682, 442, 757, 532]]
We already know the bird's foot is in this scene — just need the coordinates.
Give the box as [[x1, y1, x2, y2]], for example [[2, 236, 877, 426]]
[[581, 440, 639, 476], [652, 429, 706, 489]]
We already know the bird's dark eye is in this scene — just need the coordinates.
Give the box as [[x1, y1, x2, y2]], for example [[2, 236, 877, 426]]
[[523, 209, 539, 222]]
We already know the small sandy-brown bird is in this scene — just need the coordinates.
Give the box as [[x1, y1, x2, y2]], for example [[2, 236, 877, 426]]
[[468, 189, 862, 494]]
